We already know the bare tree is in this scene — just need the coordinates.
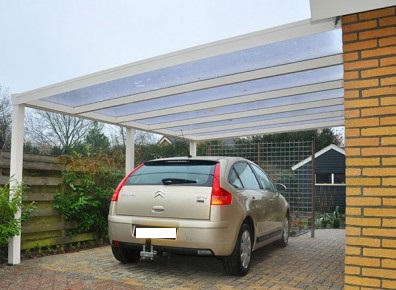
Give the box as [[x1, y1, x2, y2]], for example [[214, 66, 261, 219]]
[[107, 125, 159, 147], [0, 85, 12, 149], [25, 109, 93, 154], [108, 125, 126, 147]]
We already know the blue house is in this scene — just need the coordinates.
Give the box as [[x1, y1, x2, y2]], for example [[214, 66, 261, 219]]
[[291, 144, 346, 214]]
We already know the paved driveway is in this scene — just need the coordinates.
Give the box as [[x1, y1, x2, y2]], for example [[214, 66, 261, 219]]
[[0, 229, 344, 289]]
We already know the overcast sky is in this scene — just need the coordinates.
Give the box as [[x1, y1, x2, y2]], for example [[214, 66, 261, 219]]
[[0, 0, 311, 94]]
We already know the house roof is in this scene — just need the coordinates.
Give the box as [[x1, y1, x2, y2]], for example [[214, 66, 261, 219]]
[[157, 136, 173, 146], [291, 144, 345, 171]]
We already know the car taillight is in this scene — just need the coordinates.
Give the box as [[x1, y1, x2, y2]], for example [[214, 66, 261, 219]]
[[211, 163, 232, 205], [111, 164, 144, 202]]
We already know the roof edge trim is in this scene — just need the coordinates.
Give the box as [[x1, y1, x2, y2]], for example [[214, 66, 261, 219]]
[[310, 0, 396, 22], [291, 144, 345, 170]]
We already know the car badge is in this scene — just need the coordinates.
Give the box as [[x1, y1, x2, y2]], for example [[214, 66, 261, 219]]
[[154, 190, 165, 198]]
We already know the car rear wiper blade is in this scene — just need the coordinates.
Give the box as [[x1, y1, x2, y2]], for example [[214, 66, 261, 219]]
[[161, 178, 197, 185]]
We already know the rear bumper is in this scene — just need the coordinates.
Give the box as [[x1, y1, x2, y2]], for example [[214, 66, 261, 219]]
[[115, 241, 215, 256], [108, 215, 237, 256]]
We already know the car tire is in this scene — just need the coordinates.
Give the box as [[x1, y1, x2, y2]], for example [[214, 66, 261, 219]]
[[222, 223, 252, 276], [275, 214, 290, 247], [111, 245, 141, 263]]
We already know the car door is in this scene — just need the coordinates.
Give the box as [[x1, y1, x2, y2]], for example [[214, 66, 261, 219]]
[[231, 162, 272, 239], [250, 164, 283, 233]]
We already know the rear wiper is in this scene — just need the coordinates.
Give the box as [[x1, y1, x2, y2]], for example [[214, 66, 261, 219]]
[[162, 178, 197, 185]]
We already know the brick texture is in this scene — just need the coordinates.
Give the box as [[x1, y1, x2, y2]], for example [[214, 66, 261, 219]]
[[343, 6, 396, 289]]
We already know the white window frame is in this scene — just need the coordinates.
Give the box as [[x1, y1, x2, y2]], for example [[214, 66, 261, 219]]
[[315, 173, 345, 186]]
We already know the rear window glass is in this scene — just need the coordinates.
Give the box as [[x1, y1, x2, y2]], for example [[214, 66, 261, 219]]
[[126, 160, 216, 186]]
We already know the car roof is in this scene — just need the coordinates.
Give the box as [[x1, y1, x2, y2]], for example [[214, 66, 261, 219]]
[[145, 156, 248, 163]]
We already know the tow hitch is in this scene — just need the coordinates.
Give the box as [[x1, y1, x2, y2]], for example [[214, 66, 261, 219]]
[[140, 239, 157, 260]]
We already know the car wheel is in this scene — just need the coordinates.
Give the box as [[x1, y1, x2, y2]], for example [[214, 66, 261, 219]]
[[222, 223, 252, 276], [111, 245, 141, 263], [275, 215, 290, 247]]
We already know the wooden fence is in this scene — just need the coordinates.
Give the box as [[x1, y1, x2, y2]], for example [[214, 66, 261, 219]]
[[0, 152, 94, 250]]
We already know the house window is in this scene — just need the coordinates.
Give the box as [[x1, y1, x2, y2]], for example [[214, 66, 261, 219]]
[[316, 173, 331, 184], [316, 173, 345, 185], [333, 173, 345, 184]]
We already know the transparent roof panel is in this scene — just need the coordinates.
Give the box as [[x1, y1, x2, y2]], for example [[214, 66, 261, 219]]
[[16, 20, 345, 142], [97, 65, 343, 117], [192, 116, 345, 137], [136, 88, 344, 125], [169, 104, 345, 131], [42, 29, 342, 108]]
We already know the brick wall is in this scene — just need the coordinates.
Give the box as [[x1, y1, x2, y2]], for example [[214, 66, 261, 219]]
[[343, 6, 396, 289]]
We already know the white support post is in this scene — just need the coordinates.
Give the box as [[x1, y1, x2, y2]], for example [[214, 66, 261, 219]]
[[8, 103, 25, 265], [125, 128, 135, 174], [189, 141, 197, 157]]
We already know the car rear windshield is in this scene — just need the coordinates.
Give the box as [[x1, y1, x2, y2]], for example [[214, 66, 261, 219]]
[[126, 160, 217, 186]]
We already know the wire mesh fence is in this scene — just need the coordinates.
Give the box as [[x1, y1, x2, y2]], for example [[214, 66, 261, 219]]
[[206, 140, 314, 235]]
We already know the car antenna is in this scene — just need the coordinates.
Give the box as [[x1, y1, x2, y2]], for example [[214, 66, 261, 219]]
[[180, 130, 192, 158]]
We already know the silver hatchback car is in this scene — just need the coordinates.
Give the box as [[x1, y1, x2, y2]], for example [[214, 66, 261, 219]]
[[108, 156, 290, 276]]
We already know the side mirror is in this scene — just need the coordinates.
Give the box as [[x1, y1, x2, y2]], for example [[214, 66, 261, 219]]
[[275, 183, 287, 192]]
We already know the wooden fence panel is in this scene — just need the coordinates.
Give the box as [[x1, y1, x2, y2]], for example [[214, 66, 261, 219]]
[[0, 152, 94, 250]]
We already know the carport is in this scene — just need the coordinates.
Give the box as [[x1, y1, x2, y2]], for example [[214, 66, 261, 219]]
[[7, 1, 396, 288]]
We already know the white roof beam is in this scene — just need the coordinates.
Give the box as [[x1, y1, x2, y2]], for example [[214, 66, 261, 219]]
[[22, 100, 77, 115], [117, 80, 343, 123], [188, 118, 345, 141], [128, 97, 344, 130], [72, 54, 342, 115], [180, 110, 345, 135]]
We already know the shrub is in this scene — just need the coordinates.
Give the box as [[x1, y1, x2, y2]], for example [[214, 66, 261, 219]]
[[0, 181, 36, 261], [54, 153, 123, 241], [314, 206, 343, 229]]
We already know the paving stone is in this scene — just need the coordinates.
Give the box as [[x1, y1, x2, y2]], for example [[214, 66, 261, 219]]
[[0, 229, 345, 289]]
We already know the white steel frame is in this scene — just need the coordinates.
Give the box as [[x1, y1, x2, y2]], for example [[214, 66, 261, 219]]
[[8, 18, 342, 265], [8, 0, 393, 264]]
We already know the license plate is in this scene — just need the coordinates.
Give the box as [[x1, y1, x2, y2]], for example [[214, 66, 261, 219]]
[[135, 227, 176, 239]]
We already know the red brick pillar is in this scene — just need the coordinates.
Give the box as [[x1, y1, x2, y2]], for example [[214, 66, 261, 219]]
[[342, 6, 396, 289]]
